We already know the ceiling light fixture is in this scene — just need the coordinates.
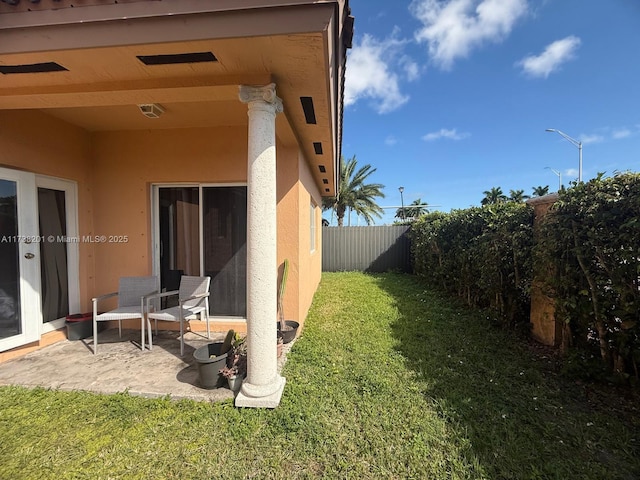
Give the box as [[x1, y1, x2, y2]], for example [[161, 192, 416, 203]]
[[137, 104, 164, 119]]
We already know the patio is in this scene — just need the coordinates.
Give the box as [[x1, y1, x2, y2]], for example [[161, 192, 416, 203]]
[[0, 328, 291, 402]]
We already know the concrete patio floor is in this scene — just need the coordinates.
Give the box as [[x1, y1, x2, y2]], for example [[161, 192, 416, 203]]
[[0, 328, 292, 402]]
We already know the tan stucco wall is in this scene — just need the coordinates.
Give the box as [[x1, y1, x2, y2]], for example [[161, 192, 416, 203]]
[[0, 110, 322, 346], [0, 110, 95, 311], [296, 151, 322, 323], [275, 146, 322, 326], [89, 126, 248, 299], [92, 125, 317, 323]]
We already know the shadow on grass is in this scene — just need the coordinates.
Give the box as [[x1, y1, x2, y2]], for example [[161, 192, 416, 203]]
[[373, 273, 639, 480]]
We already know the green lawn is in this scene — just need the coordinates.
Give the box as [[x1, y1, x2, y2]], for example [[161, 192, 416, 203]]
[[1, 272, 638, 479]]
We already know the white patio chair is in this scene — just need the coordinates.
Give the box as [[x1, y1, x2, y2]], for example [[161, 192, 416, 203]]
[[91, 276, 159, 355], [145, 275, 211, 356]]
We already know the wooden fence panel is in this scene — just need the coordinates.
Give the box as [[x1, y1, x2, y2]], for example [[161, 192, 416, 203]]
[[322, 226, 411, 273]]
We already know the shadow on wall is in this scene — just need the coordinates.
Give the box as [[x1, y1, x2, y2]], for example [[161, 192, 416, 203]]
[[366, 234, 411, 273], [322, 225, 411, 273]]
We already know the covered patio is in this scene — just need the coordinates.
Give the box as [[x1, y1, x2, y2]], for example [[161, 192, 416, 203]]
[[0, 328, 292, 402], [0, 0, 351, 408]]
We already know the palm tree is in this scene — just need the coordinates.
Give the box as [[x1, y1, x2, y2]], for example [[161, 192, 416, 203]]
[[322, 155, 385, 227], [481, 187, 507, 206], [508, 189, 530, 203], [531, 185, 550, 197], [395, 198, 428, 221]]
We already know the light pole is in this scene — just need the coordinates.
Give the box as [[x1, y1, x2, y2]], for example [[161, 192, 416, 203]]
[[545, 167, 562, 191], [545, 128, 583, 182], [398, 186, 405, 220]]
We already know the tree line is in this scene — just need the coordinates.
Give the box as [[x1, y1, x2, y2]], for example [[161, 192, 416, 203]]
[[321, 155, 554, 225]]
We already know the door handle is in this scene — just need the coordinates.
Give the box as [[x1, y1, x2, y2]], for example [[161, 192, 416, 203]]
[[24, 253, 35, 259]]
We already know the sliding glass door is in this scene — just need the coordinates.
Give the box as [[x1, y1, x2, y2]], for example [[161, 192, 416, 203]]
[[155, 185, 247, 317]]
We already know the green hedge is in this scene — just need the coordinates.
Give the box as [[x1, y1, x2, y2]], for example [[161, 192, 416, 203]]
[[409, 203, 534, 328], [537, 173, 640, 381]]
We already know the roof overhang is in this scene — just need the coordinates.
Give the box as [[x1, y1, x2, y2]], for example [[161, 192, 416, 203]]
[[0, 0, 353, 196]]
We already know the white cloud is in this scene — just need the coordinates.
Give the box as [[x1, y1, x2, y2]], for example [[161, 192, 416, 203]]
[[385, 135, 398, 146], [422, 128, 470, 141], [410, 0, 528, 70], [612, 128, 631, 139], [400, 56, 421, 81], [344, 34, 410, 114], [580, 133, 604, 145], [517, 36, 581, 78], [565, 168, 579, 178]]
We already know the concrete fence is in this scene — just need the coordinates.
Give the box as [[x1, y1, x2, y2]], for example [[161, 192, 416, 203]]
[[322, 226, 412, 273]]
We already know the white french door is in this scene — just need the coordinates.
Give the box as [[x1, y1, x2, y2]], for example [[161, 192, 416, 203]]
[[0, 168, 80, 352], [0, 168, 41, 351]]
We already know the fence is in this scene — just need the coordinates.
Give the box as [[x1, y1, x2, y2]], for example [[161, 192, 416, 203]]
[[322, 226, 411, 273]]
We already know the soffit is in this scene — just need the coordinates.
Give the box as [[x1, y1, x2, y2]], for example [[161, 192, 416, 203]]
[[0, 4, 340, 195]]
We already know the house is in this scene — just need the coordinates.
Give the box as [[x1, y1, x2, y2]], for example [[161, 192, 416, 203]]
[[0, 0, 352, 407]]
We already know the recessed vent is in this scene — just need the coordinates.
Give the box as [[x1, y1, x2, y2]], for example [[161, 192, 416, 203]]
[[136, 52, 217, 66], [0, 62, 67, 74], [318, 165, 326, 173], [313, 142, 323, 155], [300, 97, 317, 124], [322, 179, 329, 184]]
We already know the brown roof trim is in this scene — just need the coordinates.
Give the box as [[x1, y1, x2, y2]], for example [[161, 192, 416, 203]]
[[0, 0, 339, 28]]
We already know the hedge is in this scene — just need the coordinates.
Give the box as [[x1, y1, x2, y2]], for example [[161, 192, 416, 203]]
[[537, 172, 640, 381], [409, 203, 534, 329], [410, 172, 640, 382]]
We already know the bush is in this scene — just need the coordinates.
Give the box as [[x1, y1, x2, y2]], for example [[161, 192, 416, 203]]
[[537, 172, 640, 381], [410, 202, 534, 329]]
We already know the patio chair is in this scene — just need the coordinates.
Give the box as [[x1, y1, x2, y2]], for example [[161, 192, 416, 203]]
[[92, 275, 160, 355], [145, 275, 211, 356]]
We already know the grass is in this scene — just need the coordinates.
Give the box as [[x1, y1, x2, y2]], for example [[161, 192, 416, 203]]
[[1, 272, 638, 479]]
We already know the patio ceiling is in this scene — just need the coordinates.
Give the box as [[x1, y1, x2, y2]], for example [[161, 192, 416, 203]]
[[0, 0, 350, 195]]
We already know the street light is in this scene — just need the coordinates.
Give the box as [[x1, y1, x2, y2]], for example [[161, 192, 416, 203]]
[[545, 167, 562, 191], [545, 128, 583, 182], [398, 186, 405, 220]]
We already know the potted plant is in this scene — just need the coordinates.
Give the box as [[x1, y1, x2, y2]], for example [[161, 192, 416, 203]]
[[219, 332, 247, 392], [193, 329, 234, 389], [277, 259, 299, 344]]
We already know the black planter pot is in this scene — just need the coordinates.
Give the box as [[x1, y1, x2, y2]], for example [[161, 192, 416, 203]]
[[65, 313, 94, 341], [193, 343, 229, 389], [277, 320, 300, 344]]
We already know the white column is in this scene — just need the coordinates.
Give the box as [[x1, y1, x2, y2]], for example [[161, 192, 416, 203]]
[[235, 83, 286, 408]]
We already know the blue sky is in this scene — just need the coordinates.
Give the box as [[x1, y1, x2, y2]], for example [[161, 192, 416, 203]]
[[336, 0, 640, 225]]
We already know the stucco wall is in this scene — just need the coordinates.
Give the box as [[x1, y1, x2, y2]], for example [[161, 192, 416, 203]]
[[275, 146, 322, 325], [0, 110, 95, 311], [296, 150, 322, 323], [92, 125, 312, 323], [89, 126, 249, 299], [1, 110, 321, 331]]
